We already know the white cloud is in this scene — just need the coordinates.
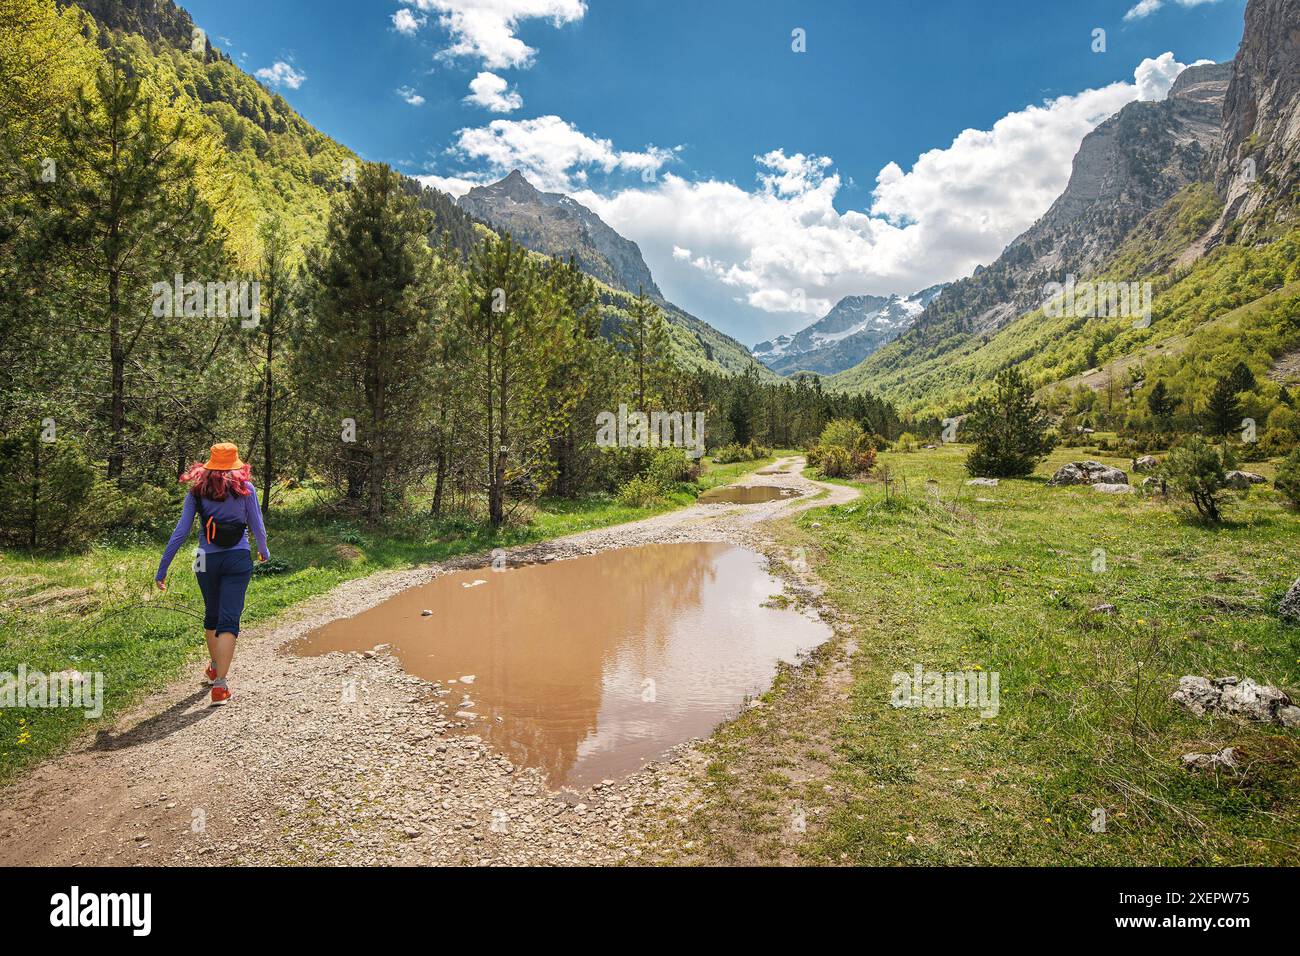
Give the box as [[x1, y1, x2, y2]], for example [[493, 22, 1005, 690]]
[[255, 61, 306, 90], [464, 71, 523, 112], [1124, 0, 1225, 21], [446, 114, 675, 191], [415, 174, 485, 197], [392, 8, 427, 34], [429, 54, 1200, 344], [397, 85, 426, 106], [400, 0, 586, 69], [576, 55, 1199, 343]]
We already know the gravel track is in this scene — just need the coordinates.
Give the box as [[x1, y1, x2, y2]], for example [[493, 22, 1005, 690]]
[[0, 458, 858, 866]]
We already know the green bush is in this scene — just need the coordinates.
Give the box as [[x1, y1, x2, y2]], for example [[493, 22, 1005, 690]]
[[712, 440, 769, 464], [646, 447, 700, 486], [809, 419, 876, 477], [1275, 448, 1300, 509], [0, 432, 97, 550], [616, 475, 668, 508], [1258, 427, 1297, 458], [1159, 436, 1239, 523]]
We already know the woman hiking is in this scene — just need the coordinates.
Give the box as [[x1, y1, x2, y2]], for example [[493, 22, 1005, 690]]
[[155, 443, 270, 705]]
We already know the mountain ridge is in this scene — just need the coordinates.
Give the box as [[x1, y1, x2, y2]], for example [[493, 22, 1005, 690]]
[[755, 285, 946, 376]]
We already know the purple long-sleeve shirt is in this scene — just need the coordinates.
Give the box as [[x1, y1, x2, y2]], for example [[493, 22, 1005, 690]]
[[156, 482, 270, 581]]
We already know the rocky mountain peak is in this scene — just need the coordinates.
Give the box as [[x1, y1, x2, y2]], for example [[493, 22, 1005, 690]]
[[458, 171, 662, 299]]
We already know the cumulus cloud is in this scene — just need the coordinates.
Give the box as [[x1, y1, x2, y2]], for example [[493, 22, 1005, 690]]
[[396, 85, 426, 106], [427, 54, 1200, 343], [464, 71, 523, 112], [446, 114, 675, 191], [391, 8, 426, 33], [1124, 0, 1225, 21], [577, 54, 1199, 342], [255, 61, 306, 89], [399, 0, 586, 69]]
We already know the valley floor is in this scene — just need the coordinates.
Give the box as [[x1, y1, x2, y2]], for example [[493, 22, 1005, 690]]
[[2, 446, 1297, 866], [0, 458, 852, 866]]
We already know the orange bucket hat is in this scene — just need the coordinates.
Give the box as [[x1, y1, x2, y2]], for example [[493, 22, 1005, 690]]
[[203, 442, 245, 471]]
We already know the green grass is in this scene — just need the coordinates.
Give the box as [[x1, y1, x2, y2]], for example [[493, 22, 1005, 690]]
[[694, 444, 1300, 864], [0, 453, 777, 784]]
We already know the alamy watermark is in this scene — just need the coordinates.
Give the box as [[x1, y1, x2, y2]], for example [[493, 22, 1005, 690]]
[[151, 274, 261, 328], [596, 404, 706, 459], [1042, 276, 1152, 329], [891, 664, 1000, 718], [1, 665, 103, 718]]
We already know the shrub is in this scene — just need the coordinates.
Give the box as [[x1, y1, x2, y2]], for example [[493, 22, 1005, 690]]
[[1159, 436, 1238, 523], [810, 419, 876, 477], [1258, 426, 1297, 458], [0, 432, 97, 550], [712, 440, 769, 464], [646, 447, 700, 486], [893, 431, 920, 453], [616, 475, 668, 508], [1276, 448, 1300, 509], [964, 368, 1058, 478]]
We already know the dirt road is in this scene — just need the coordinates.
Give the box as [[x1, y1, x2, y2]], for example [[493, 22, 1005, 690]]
[[0, 458, 858, 866]]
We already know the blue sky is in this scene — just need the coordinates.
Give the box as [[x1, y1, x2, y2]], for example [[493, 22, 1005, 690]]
[[185, 0, 1248, 344]]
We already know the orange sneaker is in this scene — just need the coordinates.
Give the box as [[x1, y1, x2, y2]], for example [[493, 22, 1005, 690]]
[[204, 664, 217, 684], [210, 684, 231, 706]]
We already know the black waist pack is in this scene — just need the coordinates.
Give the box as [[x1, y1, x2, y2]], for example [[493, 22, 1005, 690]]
[[197, 497, 246, 548]]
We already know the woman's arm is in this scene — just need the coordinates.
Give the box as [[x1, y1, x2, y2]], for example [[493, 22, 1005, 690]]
[[245, 482, 270, 560], [156, 494, 198, 582]]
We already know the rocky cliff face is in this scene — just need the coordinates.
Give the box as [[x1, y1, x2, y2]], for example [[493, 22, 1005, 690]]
[[1209, 0, 1300, 242], [459, 170, 663, 299], [832, 61, 1230, 391]]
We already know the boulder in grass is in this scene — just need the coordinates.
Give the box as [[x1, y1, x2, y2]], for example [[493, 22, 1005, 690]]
[[1182, 747, 1238, 772], [1224, 470, 1267, 489], [1281, 578, 1300, 623], [1171, 676, 1222, 716], [966, 477, 999, 487], [1047, 460, 1128, 486], [1218, 677, 1291, 723], [1092, 482, 1135, 494], [1134, 455, 1160, 472], [1171, 674, 1298, 725]]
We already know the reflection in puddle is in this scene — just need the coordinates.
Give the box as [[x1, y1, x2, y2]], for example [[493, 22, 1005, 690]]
[[288, 543, 828, 788], [697, 485, 799, 504]]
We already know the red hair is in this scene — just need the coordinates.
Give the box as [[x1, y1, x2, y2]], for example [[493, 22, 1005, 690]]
[[181, 462, 253, 501]]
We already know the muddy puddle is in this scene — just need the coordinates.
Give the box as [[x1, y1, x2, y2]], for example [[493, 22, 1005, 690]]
[[288, 543, 828, 788], [697, 485, 799, 504]]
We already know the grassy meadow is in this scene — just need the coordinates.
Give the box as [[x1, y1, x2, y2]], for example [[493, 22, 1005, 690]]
[[687, 442, 1299, 865]]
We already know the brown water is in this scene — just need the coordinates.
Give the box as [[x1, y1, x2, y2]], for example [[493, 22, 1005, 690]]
[[697, 485, 799, 504], [288, 543, 828, 788]]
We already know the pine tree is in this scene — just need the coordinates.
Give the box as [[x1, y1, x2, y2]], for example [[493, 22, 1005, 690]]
[[617, 285, 670, 409], [453, 233, 575, 527], [964, 368, 1057, 478], [1146, 379, 1177, 429], [31, 51, 226, 481], [295, 162, 441, 524], [1203, 376, 1241, 437]]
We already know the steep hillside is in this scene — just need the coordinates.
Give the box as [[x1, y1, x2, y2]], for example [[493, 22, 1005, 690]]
[[459, 170, 773, 378], [829, 61, 1232, 406]]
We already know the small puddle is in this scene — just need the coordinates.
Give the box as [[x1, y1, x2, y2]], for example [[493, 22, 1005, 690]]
[[287, 543, 828, 788], [756, 467, 788, 475], [697, 485, 799, 504]]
